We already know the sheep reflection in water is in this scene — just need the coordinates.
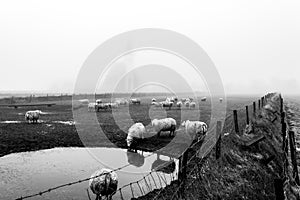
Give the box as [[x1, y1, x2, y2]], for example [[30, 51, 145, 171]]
[[151, 154, 176, 174], [126, 150, 145, 167]]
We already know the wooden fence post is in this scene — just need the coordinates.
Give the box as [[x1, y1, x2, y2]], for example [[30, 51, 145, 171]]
[[274, 178, 285, 200], [253, 102, 256, 115], [11, 96, 14, 104], [178, 149, 188, 195], [261, 97, 264, 107], [280, 96, 284, 114], [233, 110, 239, 134], [258, 100, 261, 109], [29, 95, 32, 103], [246, 106, 250, 125], [216, 121, 222, 160], [289, 130, 300, 185]]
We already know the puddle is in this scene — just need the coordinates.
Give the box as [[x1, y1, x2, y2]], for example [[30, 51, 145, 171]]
[[0, 147, 178, 200]]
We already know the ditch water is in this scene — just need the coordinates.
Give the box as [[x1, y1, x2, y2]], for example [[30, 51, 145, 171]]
[[0, 147, 178, 200]]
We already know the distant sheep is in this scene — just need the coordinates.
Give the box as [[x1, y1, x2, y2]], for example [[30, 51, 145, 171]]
[[161, 101, 173, 110], [184, 101, 190, 108], [201, 97, 207, 102], [189, 102, 196, 109], [127, 123, 145, 152], [219, 98, 223, 103], [176, 101, 183, 108], [97, 103, 109, 111], [96, 99, 102, 104], [115, 98, 128, 106], [25, 110, 42, 123], [152, 98, 157, 102], [88, 103, 97, 112], [130, 98, 141, 105], [89, 168, 118, 200], [181, 120, 208, 142], [151, 118, 176, 137]]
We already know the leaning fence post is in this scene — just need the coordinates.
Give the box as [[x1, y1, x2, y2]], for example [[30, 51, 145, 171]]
[[274, 178, 285, 200], [233, 110, 239, 134], [178, 149, 188, 195], [289, 130, 300, 185], [253, 102, 256, 115], [246, 106, 250, 125], [216, 121, 222, 160]]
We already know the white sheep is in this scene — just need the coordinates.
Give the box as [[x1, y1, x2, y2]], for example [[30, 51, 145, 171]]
[[176, 101, 183, 108], [181, 120, 208, 142], [89, 168, 118, 200], [201, 97, 207, 102], [161, 101, 173, 110], [130, 98, 141, 105], [151, 118, 176, 137], [96, 99, 102, 104], [189, 102, 196, 109], [184, 100, 190, 108], [127, 123, 145, 152], [25, 110, 42, 123], [219, 98, 223, 103], [88, 103, 97, 112], [115, 98, 128, 105]]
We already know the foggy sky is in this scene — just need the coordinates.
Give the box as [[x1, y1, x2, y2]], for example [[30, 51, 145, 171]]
[[0, 0, 300, 95]]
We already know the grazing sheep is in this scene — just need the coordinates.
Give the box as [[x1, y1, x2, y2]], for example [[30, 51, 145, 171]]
[[181, 120, 208, 142], [127, 123, 145, 152], [89, 168, 118, 200], [189, 102, 196, 109], [201, 97, 207, 102], [151, 102, 161, 107], [97, 103, 109, 111], [151, 118, 176, 137], [161, 101, 173, 110], [176, 101, 183, 108], [25, 110, 42, 123], [88, 103, 97, 112], [96, 99, 102, 104], [115, 98, 128, 106], [184, 101, 190, 108], [219, 98, 223, 103], [130, 98, 141, 105]]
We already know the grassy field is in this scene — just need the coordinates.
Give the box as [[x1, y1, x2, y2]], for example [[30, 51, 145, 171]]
[[0, 94, 259, 157]]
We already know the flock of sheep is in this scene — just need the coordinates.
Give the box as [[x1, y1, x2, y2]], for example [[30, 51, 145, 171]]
[[85, 96, 208, 112], [126, 118, 208, 152], [87, 98, 141, 112], [151, 97, 197, 109]]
